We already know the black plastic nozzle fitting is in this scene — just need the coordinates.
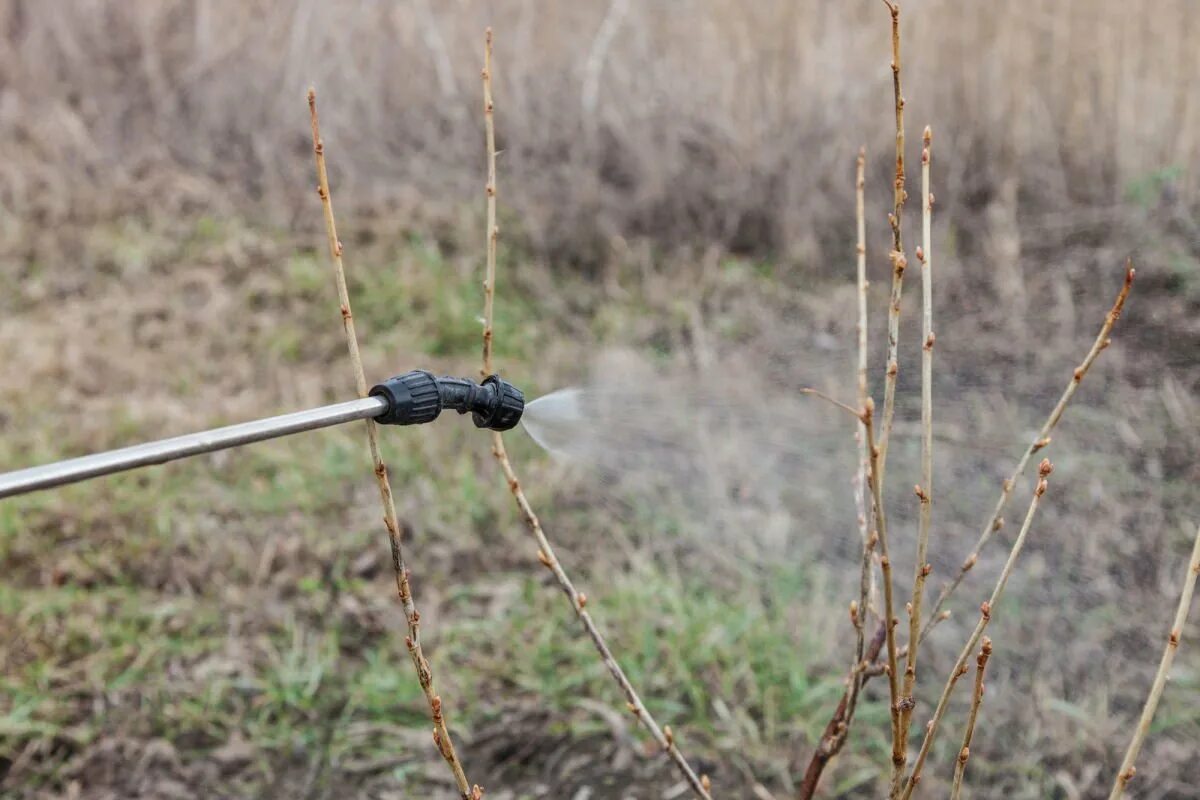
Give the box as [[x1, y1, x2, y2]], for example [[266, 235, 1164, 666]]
[[369, 370, 525, 431]]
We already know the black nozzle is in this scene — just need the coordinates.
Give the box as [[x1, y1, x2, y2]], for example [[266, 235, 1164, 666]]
[[369, 370, 524, 431]]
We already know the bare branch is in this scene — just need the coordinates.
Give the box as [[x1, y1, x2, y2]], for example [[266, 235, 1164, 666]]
[[949, 637, 992, 800], [1108, 524, 1200, 800], [898, 125, 934, 744], [921, 263, 1135, 642], [901, 460, 1055, 800], [479, 31, 711, 800], [308, 89, 479, 799]]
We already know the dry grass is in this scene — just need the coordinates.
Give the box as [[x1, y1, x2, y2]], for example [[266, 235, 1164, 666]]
[[0, 2, 1198, 799], [1, 1, 1196, 270]]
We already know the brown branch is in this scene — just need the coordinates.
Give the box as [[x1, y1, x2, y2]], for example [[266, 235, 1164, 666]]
[[798, 621, 887, 800], [799, 387, 863, 420], [307, 89, 480, 800], [949, 637, 992, 800], [875, 9, 908, 788], [861, 400, 904, 787], [921, 263, 1135, 643], [1108, 524, 1200, 800], [898, 126, 934, 747], [478, 31, 711, 800], [877, 0, 907, 475], [796, 148, 875, 800], [901, 461, 1054, 800]]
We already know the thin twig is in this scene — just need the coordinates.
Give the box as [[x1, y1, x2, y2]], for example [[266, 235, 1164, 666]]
[[1108, 524, 1200, 800], [797, 621, 887, 800], [877, 0, 907, 474], [921, 264, 1135, 643], [308, 89, 480, 800], [481, 29, 498, 378], [949, 637, 992, 800], [861, 399, 904, 784], [796, 148, 875, 800], [900, 460, 1054, 800], [478, 31, 712, 800], [799, 387, 862, 420], [854, 146, 877, 622], [877, 9, 908, 788], [898, 126, 934, 745]]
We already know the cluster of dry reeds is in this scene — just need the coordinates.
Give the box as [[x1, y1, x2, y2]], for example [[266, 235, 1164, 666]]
[[299, 4, 1197, 798]]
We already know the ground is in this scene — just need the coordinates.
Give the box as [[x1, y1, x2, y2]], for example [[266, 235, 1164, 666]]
[[1, 206, 1198, 799]]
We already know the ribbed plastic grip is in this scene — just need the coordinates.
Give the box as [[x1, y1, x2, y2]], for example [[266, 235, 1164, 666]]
[[369, 370, 442, 425]]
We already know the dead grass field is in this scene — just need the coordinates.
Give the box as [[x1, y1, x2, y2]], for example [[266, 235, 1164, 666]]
[[1, 2, 1199, 799]]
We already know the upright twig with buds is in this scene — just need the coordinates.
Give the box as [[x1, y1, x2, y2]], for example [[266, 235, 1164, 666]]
[[478, 31, 712, 800], [860, 400, 905, 789], [900, 461, 1055, 800], [797, 149, 878, 800], [1108, 524, 1200, 800], [949, 637, 992, 800], [854, 146, 875, 626], [921, 264, 1135, 642], [898, 126, 934, 749], [877, 0, 907, 473], [307, 90, 481, 800]]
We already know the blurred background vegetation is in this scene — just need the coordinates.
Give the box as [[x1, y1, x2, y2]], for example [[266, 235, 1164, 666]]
[[0, 1, 1197, 798]]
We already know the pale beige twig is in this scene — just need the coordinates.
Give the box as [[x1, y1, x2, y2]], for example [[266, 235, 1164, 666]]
[[796, 148, 875, 800], [798, 387, 862, 420], [481, 28, 498, 378], [949, 637, 992, 800], [478, 31, 711, 800], [308, 89, 480, 800], [921, 264, 1136, 643], [900, 460, 1054, 800], [1108, 524, 1200, 800], [898, 125, 934, 743], [854, 146, 876, 623]]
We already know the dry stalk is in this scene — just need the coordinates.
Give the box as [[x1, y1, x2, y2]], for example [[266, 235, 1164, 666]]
[[797, 621, 887, 800], [898, 126, 934, 745], [1107, 524, 1200, 800], [307, 89, 480, 800], [921, 264, 1135, 643], [481, 28, 497, 377], [878, 10, 910, 787], [900, 460, 1054, 800], [854, 146, 876, 621], [478, 31, 711, 800], [861, 399, 904, 781], [796, 150, 875, 800], [949, 637, 992, 800], [877, 0, 907, 473]]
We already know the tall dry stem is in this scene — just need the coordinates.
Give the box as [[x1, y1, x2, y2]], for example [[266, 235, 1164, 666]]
[[854, 146, 875, 622], [860, 399, 904, 783], [949, 637, 992, 800], [478, 31, 712, 800], [898, 125, 934, 744], [877, 0, 907, 473], [796, 148, 876, 800], [921, 264, 1135, 642], [1107, 524, 1200, 800], [307, 89, 480, 800], [900, 460, 1055, 800]]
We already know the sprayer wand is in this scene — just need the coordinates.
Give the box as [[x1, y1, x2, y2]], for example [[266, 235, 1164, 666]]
[[0, 370, 524, 500]]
